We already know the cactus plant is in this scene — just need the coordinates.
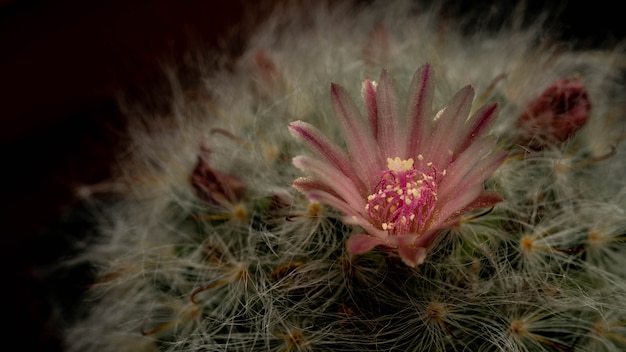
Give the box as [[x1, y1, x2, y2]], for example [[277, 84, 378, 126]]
[[59, 1, 626, 351]]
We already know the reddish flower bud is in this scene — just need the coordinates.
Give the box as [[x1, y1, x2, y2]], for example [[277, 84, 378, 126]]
[[517, 79, 591, 148], [191, 156, 245, 207]]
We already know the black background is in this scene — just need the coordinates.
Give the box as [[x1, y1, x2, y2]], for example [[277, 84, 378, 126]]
[[1, 0, 623, 350]]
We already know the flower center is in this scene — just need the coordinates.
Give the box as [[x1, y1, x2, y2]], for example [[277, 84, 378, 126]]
[[365, 156, 439, 235]]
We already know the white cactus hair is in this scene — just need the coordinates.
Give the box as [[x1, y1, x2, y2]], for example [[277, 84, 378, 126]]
[[57, 1, 626, 351]]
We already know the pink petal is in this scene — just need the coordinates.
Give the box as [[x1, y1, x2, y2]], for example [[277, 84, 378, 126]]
[[306, 189, 361, 218], [438, 191, 503, 229], [439, 102, 498, 168], [411, 228, 444, 250], [292, 155, 365, 213], [376, 69, 401, 157], [383, 232, 434, 250], [361, 79, 378, 140], [437, 135, 505, 199], [424, 85, 474, 169], [396, 246, 428, 267], [289, 120, 365, 193], [431, 185, 484, 230], [457, 150, 508, 192], [434, 155, 505, 229], [455, 102, 500, 158], [404, 63, 435, 158], [346, 233, 386, 255], [341, 214, 388, 239], [435, 151, 506, 223], [292, 176, 338, 196], [331, 83, 382, 188], [351, 231, 431, 267]]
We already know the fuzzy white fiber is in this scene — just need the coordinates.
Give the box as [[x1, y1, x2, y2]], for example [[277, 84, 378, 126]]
[[62, 1, 626, 351]]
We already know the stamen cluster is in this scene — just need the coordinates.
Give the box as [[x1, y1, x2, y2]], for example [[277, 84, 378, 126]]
[[366, 157, 439, 234]]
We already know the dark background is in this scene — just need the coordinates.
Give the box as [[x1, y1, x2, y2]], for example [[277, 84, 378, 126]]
[[0, 1, 278, 349], [1, 0, 623, 350]]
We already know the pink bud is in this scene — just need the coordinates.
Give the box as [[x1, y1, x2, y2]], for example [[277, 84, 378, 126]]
[[517, 79, 591, 148], [191, 156, 245, 206]]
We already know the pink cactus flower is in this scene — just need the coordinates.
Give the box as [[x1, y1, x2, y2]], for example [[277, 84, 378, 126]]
[[289, 64, 507, 267], [517, 78, 591, 148]]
